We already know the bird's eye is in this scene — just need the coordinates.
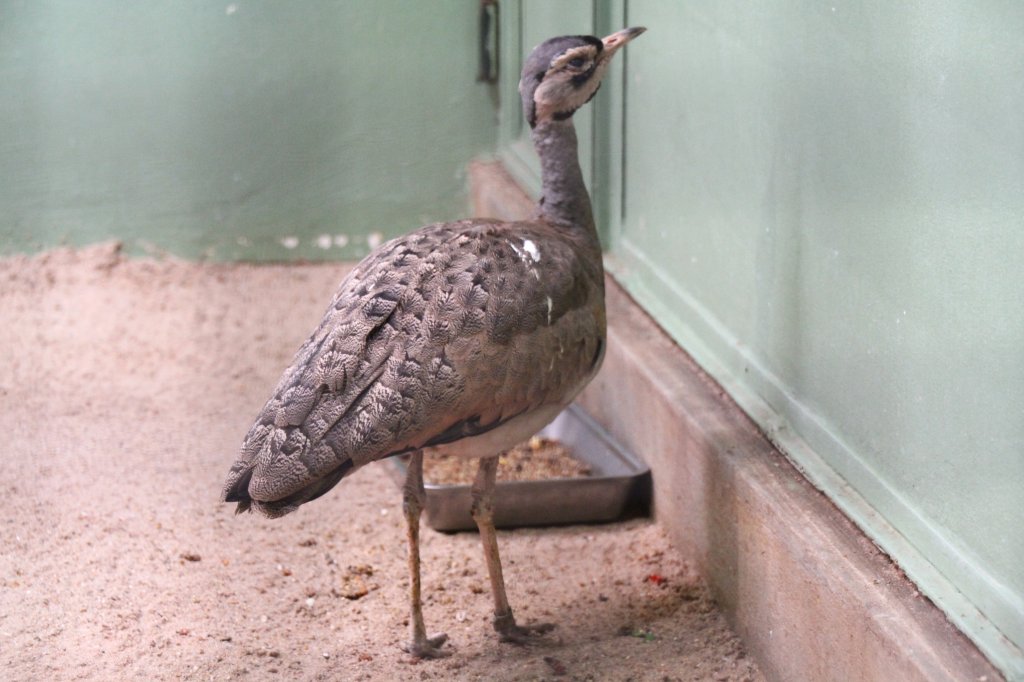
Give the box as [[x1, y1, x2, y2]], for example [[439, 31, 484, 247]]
[[568, 57, 585, 69]]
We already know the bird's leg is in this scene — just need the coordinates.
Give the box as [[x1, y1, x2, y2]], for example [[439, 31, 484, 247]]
[[400, 451, 449, 659], [471, 455, 555, 644]]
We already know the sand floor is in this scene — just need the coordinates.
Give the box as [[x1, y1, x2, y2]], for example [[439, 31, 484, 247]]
[[0, 243, 763, 681]]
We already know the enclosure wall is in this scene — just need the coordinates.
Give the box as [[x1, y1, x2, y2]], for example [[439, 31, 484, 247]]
[[497, 2, 1023, 675], [1, 0, 495, 260]]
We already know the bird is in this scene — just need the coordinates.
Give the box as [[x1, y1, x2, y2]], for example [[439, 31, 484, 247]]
[[222, 26, 646, 659]]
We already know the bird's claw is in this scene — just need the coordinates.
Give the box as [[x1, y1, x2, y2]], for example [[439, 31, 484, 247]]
[[494, 610, 555, 644], [402, 632, 450, 659]]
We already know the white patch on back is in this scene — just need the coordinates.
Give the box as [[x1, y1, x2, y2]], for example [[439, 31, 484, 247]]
[[522, 239, 541, 262], [509, 238, 542, 280]]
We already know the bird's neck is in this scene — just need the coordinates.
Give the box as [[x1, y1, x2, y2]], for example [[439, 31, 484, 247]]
[[531, 120, 595, 235]]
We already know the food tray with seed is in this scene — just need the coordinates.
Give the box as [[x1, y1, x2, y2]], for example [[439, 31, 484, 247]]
[[389, 404, 650, 531]]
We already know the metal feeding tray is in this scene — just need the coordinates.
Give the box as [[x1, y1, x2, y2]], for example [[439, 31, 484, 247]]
[[389, 403, 650, 532]]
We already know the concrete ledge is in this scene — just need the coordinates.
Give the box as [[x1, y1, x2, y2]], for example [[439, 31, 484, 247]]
[[469, 160, 1003, 682]]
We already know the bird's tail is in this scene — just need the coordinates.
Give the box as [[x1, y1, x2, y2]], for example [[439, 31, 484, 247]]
[[221, 431, 355, 519], [222, 461, 257, 515]]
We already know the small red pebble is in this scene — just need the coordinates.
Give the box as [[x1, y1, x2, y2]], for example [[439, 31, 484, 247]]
[[177, 628, 189, 636], [645, 573, 668, 586]]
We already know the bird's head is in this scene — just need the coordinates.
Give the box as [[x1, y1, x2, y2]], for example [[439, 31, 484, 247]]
[[519, 27, 646, 129]]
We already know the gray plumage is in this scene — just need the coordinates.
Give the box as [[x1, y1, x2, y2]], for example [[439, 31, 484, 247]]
[[222, 219, 604, 517], [222, 27, 645, 658]]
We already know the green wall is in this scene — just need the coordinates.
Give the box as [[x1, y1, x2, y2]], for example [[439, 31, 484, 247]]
[[1, 0, 495, 260], [498, 1, 1023, 675], [613, 2, 1024, 675]]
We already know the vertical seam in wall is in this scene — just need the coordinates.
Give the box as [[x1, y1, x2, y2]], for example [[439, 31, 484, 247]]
[[591, 0, 599, 193], [619, 0, 631, 227]]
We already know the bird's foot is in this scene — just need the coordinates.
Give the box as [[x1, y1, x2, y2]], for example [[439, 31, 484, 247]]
[[402, 632, 450, 659], [493, 610, 555, 645]]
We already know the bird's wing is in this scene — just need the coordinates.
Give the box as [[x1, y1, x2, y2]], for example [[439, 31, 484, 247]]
[[222, 219, 605, 516]]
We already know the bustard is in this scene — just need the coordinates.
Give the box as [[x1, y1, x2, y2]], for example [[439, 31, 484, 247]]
[[222, 27, 646, 658]]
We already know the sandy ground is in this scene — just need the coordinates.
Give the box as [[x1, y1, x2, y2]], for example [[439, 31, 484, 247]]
[[0, 244, 763, 681]]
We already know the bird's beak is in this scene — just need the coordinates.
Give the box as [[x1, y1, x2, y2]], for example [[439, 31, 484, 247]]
[[601, 26, 647, 54]]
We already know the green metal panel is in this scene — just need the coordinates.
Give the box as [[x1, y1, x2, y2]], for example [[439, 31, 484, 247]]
[[0, 0, 494, 260], [497, 0, 1023, 673], [609, 1, 1024, 674]]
